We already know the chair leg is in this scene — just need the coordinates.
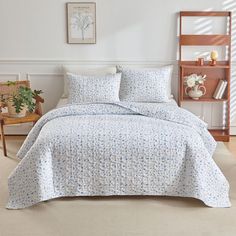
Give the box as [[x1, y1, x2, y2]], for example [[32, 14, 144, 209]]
[[0, 123, 7, 157]]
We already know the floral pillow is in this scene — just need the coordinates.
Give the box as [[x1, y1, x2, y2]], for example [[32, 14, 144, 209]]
[[67, 73, 121, 104], [118, 65, 173, 102], [62, 66, 117, 98]]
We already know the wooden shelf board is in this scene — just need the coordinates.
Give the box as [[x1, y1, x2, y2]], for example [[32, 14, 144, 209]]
[[209, 129, 230, 142], [181, 98, 228, 102], [180, 35, 230, 46], [180, 64, 230, 69], [180, 11, 230, 17], [182, 78, 229, 81], [180, 61, 229, 68]]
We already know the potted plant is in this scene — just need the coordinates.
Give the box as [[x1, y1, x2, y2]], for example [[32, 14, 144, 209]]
[[184, 74, 206, 100], [1, 81, 43, 118]]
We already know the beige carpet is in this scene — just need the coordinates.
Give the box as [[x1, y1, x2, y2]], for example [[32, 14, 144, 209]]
[[0, 138, 236, 236]]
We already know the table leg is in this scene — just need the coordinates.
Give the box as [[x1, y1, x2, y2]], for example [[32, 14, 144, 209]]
[[0, 123, 7, 157]]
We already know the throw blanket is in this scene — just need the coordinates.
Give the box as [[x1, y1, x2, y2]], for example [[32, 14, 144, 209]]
[[7, 102, 230, 209]]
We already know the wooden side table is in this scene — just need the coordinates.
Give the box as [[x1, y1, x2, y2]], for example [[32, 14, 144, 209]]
[[0, 80, 44, 157], [0, 113, 41, 157]]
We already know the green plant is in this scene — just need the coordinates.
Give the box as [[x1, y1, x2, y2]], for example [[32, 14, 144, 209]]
[[5, 81, 42, 114]]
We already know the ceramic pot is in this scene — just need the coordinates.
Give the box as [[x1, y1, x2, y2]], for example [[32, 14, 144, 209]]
[[185, 85, 206, 100], [7, 101, 27, 118]]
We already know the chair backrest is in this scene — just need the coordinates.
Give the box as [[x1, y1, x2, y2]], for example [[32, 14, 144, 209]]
[[0, 80, 30, 98]]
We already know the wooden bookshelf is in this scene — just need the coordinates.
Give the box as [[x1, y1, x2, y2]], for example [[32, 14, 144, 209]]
[[179, 11, 231, 142]]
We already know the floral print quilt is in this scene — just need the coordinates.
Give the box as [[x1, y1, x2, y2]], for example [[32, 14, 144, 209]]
[[7, 102, 230, 209]]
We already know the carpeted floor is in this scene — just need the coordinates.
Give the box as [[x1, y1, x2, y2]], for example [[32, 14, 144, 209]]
[[0, 138, 236, 236]]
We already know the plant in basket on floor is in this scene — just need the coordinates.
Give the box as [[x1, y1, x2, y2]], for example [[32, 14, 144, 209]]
[[0, 81, 43, 118], [184, 74, 206, 100]]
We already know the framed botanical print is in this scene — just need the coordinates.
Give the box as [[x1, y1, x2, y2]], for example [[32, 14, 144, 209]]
[[67, 2, 96, 44]]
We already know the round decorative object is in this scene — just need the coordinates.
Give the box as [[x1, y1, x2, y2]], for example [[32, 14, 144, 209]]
[[185, 85, 206, 100], [211, 50, 218, 61]]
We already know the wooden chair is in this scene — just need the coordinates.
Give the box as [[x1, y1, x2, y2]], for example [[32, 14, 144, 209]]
[[0, 80, 44, 157]]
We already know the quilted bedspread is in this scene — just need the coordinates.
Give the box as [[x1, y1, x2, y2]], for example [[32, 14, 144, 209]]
[[7, 102, 230, 209]]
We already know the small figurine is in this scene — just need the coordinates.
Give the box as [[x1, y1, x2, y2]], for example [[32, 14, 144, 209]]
[[210, 50, 218, 66]]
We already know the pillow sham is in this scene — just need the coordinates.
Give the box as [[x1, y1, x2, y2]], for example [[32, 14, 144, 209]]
[[118, 65, 173, 102], [67, 73, 121, 104], [62, 66, 117, 98]]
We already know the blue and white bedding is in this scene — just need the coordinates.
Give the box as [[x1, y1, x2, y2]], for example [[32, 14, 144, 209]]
[[7, 102, 230, 209]]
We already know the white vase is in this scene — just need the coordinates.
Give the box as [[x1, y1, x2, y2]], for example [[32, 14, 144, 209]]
[[185, 85, 206, 100], [7, 101, 27, 118]]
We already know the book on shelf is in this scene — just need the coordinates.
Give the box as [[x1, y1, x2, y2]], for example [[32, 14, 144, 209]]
[[213, 80, 228, 99], [218, 81, 228, 99]]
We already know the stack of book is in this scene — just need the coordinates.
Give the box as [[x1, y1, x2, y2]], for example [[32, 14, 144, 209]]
[[213, 80, 228, 99]]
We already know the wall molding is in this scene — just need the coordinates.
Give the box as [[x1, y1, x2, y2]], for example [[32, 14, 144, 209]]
[[0, 73, 21, 80], [0, 59, 236, 65], [27, 73, 63, 80], [0, 59, 178, 65]]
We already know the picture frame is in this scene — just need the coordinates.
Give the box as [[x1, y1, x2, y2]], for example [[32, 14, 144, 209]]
[[67, 2, 96, 44]]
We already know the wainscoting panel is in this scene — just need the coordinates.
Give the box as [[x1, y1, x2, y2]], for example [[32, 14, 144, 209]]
[[27, 73, 64, 114], [181, 102, 203, 118], [211, 103, 226, 129], [0, 73, 20, 81], [182, 102, 228, 130]]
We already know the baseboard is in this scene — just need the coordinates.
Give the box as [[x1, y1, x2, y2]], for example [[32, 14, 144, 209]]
[[230, 127, 236, 135]]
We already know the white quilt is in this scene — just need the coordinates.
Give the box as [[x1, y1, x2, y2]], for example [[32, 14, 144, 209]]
[[7, 102, 230, 209]]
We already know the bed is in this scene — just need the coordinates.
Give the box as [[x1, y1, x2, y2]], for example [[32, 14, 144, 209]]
[[6, 65, 231, 209]]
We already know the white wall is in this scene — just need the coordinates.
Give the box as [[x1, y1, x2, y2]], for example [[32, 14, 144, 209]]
[[0, 0, 235, 134], [0, 0, 232, 61]]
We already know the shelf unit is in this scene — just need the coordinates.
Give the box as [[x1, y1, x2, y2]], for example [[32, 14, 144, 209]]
[[179, 11, 231, 142]]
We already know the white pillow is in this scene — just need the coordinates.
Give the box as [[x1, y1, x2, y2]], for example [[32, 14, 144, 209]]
[[67, 73, 121, 104], [56, 98, 68, 108], [62, 66, 117, 98], [119, 65, 173, 102]]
